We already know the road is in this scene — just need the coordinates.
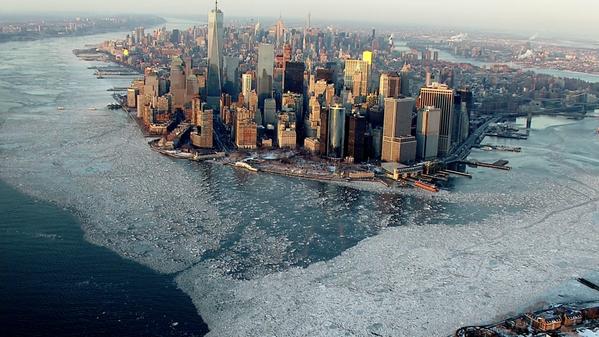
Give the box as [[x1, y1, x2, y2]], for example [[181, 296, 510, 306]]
[[442, 116, 501, 164]]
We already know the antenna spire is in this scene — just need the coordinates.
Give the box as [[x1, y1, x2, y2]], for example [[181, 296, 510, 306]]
[[215, 0, 218, 10]]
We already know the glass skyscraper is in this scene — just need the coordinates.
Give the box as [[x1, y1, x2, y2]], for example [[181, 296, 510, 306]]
[[206, 1, 224, 111]]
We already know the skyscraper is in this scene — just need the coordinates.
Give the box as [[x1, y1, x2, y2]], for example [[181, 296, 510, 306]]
[[242, 72, 253, 106], [416, 106, 441, 161], [345, 114, 368, 163], [134, 27, 144, 45], [263, 97, 277, 126], [379, 72, 401, 105], [383, 97, 413, 137], [400, 64, 411, 97], [257, 43, 274, 111], [327, 104, 346, 159], [343, 59, 369, 96], [169, 57, 186, 109], [275, 17, 285, 47], [417, 83, 455, 157], [223, 56, 240, 99], [191, 98, 214, 149], [283, 61, 305, 95], [362, 50, 373, 66], [206, 1, 224, 110], [382, 97, 417, 164]]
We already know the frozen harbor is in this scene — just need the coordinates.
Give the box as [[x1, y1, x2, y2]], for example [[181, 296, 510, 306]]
[[0, 28, 598, 336]]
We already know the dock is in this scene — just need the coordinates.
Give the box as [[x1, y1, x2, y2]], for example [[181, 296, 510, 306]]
[[474, 144, 522, 152], [460, 160, 512, 171], [440, 169, 473, 178], [485, 132, 528, 140]]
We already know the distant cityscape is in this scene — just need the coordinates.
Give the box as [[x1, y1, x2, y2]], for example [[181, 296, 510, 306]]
[[0, 15, 165, 42], [408, 31, 599, 75], [73, 2, 599, 194]]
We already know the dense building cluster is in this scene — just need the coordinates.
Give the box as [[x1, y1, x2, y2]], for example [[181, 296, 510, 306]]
[[105, 2, 484, 173]]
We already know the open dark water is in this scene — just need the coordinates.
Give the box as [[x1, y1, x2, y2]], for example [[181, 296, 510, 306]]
[[0, 180, 208, 336]]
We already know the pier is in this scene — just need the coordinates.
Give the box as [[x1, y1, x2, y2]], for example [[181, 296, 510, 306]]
[[474, 144, 522, 152], [484, 131, 528, 140], [460, 160, 512, 171], [440, 170, 473, 178]]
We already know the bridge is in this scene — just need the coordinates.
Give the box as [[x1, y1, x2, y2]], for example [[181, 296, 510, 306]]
[[441, 116, 501, 164]]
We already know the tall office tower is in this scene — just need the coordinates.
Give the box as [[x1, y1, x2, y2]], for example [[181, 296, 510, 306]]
[[283, 44, 292, 65], [275, 17, 285, 47], [327, 104, 346, 158], [242, 72, 253, 106], [371, 127, 383, 159], [315, 67, 334, 83], [352, 71, 368, 97], [235, 107, 258, 149], [400, 63, 411, 97], [248, 90, 258, 112], [185, 75, 200, 107], [382, 97, 417, 164], [282, 92, 304, 123], [305, 97, 321, 138], [170, 29, 180, 45], [263, 98, 277, 126], [277, 112, 296, 148], [144, 68, 160, 98], [220, 93, 232, 113], [135, 27, 144, 45], [346, 114, 368, 163], [456, 88, 473, 110], [206, 1, 224, 110], [343, 59, 369, 96], [416, 106, 441, 161], [383, 97, 413, 137], [223, 56, 240, 99], [169, 57, 186, 109], [183, 56, 193, 78], [362, 51, 373, 89], [325, 84, 335, 108], [190, 98, 214, 148], [452, 101, 470, 146], [362, 50, 373, 65], [453, 88, 473, 145], [416, 83, 455, 157], [313, 79, 328, 98], [379, 72, 401, 105], [283, 61, 305, 94], [319, 108, 329, 155], [127, 88, 139, 108], [257, 43, 274, 110]]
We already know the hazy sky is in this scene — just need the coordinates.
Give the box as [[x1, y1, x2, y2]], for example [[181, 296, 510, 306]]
[[3, 0, 599, 39]]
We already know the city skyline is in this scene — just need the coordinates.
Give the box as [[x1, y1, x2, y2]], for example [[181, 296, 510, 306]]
[[1, 1, 599, 335], [2, 0, 599, 39]]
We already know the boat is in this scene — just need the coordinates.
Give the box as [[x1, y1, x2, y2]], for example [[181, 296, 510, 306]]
[[57, 107, 65, 111], [88, 107, 97, 111]]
